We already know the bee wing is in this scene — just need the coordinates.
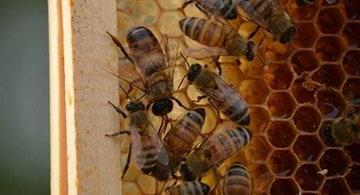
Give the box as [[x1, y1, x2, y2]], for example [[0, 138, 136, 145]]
[[149, 123, 170, 166], [205, 73, 243, 104], [129, 126, 145, 169], [236, 0, 273, 30], [199, 0, 225, 10], [161, 35, 181, 82]]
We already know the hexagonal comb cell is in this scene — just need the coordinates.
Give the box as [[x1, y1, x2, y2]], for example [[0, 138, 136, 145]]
[[267, 92, 296, 118], [321, 178, 351, 195], [291, 78, 317, 103], [288, 1, 319, 21], [345, 164, 360, 192], [245, 136, 272, 162], [320, 149, 350, 177], [312, 64, 345, 88], [295, 164, 324, 191], [270, 179, 299, 195], [239, 79, 269, 105], [294, 22, 318, 48], [317, 7, 344, 34], [269, 150, 298, 177], [344, 143, 360, 163], [132, 0, 160, 26], [316, 89, 346, 118], [249, 106, 270, 134], [293, 135, 324, 162], [343, 22, 360, 47], [293, 105, 321, 132], [264, 63, 294, 90], [267, 121, 297, 148], [342, 50, 360, 76], [291, 50, 319, 75], [316, 36, 346, 62], [248, 164, 274, 193], [344, 0, 360, 20], [342, 78, 360, 104]]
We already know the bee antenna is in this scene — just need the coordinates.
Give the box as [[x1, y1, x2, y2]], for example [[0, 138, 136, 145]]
[[180, 52, 190, 68], [118, 83, 133, 102]]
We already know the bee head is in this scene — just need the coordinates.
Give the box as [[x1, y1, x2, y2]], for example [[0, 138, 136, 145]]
[[152, 99, 173, 116], [125, 101, 145, 113], [200, 183, 210, 194], [280, 25, 296, 43], [245, 41, 255, 61], [180, 163, 196, 181], [187, 63, 202, 83]]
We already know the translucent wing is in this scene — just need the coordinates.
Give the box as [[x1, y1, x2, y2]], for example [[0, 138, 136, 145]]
[[161, 35, 181, 82], [198, 0, 225, 10], [148, 123, 170, 166]]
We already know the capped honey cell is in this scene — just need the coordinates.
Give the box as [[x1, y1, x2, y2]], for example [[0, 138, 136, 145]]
[[269, 150, 298, 177], [248, 163, 274, 193], [293, 135, 324, 162], [245, 136, 272, 162], [239, 79, 270, 105], [249, 106, 270, 134], [295, 164, 324, 191]]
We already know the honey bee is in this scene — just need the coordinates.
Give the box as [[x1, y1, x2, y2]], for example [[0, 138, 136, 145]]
[[186, 63, 250, 125], [236, 0, 296, 43], [296, 0, 316, 6], [106, 26, 188, 118], [223, 162, 251, 195], [179, 17, 255, 61], [165, 181, 210, 195], [180, 127, 252, 180], [321, 106, 360, 146], [105, 99, 171, 181], [163, 107, 206, 172]]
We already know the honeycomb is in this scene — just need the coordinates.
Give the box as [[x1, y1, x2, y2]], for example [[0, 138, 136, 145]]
[[113, 0, 360, 194]]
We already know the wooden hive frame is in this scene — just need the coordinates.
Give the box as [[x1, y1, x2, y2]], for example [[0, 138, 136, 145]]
[[49, 0, 122, 194]]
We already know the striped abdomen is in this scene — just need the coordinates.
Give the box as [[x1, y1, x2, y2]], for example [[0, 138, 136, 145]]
[[195, 0, 238, 19], [164, 107, 205, 156], [179, 17, 237, 48], [223, 163, 251, 195], [166, 181, 210, 195], [201, 127, 252, 165], [127, 26, 166, 78]]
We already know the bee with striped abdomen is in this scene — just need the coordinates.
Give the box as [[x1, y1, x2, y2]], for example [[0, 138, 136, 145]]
[[236, 0, 296, 43], [180, 127, 252, 180], [105, 97, 171, 181], [223, 162, 251, 195], [182, 0, 239, 20], [163, 107, 206, 173], [179, 17, 255, 61], [106, 26, 189, 119], [186, 63, 250, 125], [321, 106, 360, 146], [165, 181, 210, 195]]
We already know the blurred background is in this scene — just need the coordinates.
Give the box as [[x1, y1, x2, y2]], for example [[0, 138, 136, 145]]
[[0, 0, 49, 194]]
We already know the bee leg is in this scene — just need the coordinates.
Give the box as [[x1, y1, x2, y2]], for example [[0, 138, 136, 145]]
[[247, 25, 261, 39], [171, 96, 191, 110], [105, 130, 130, 137], [211, 56, 222, 76], [195, 95, 207, 103], [107, 101, 127, 118], [121, 143, 132, 179], [208, 99, 224, 123]]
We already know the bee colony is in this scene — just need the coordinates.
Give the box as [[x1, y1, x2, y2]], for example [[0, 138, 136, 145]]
[[112, 0, 360, 194], [49, 0, 359, 194]]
